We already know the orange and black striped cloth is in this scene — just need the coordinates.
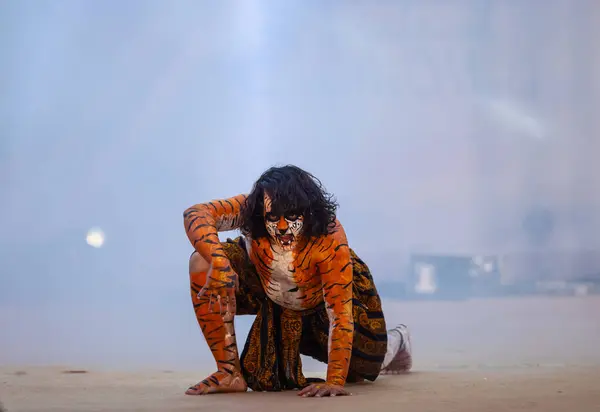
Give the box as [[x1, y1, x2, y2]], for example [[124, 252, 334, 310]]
[[218, 237, 388, 392]]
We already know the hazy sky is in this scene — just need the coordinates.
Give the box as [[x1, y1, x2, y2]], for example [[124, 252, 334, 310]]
[[1, 0, 599, 369]]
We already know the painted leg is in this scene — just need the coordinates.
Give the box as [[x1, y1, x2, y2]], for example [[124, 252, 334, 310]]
[[185, 253, 247, 395], [380, 324, 413, 374]]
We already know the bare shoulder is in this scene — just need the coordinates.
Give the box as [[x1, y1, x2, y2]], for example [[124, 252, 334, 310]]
[[316, 219, 351, 274], [325, 219, 349, 248]]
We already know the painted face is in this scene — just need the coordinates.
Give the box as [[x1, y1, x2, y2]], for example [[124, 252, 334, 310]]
[[263, 193, 304, 250]]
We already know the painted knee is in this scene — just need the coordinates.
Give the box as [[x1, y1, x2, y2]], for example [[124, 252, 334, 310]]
[[189, 252, 211, 296], [189, 252, 210, 276]]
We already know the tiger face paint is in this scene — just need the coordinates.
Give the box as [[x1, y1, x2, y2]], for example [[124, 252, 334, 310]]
[[263, 193, 304, 250]]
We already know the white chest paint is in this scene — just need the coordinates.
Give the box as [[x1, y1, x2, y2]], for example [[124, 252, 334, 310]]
[[246, 238, 307, 310], [266, 249, 306, 310]]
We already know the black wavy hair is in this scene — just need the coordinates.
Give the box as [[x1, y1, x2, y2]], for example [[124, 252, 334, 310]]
[[240, 165, 338, 239]]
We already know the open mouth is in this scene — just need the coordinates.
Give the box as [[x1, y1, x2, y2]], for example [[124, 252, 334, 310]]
[[277, 234, 294, 246]]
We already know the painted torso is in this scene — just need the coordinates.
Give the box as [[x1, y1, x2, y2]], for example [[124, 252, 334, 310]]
[[245, 236, 324, 311]]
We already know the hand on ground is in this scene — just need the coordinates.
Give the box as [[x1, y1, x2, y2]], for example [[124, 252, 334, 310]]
[[298, 383, 351, 397]]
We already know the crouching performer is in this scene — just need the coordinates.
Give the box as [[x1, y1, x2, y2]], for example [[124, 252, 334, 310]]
[[183, 165, 412, 398]]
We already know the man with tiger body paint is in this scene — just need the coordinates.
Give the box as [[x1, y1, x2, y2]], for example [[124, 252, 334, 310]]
[[184, 165, 412, 398]]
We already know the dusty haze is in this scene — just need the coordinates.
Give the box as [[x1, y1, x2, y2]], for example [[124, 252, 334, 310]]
[[2, 0, 600, 384]]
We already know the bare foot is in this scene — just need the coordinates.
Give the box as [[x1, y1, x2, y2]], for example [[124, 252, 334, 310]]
[[380, 324, 413, 375], [185, 370, 248, 395]]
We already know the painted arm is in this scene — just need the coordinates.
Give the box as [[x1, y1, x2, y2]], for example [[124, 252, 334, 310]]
[[183, 193, 247, 275], [318, 221, 354, 387]]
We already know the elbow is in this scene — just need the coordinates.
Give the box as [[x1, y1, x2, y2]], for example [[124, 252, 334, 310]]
[[342, 315, 354, 333], [183, 206, 193, 219], [329, 312, 354, 333], [183, 205, 202, 231], [183, 205, 201, 220], [332, 319, 354, 338]]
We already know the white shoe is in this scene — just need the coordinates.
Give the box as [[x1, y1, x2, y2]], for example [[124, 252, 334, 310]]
[[381, 324, 413, 373]]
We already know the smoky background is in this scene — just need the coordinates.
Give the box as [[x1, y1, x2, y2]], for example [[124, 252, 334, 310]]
[[2, 0, 599, 373]]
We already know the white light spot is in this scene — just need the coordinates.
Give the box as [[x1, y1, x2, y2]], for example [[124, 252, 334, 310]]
[[86, 227, 105, 248], [415, 264, 437, 294]]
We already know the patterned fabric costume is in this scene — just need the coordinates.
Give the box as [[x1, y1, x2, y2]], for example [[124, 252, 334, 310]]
[[189, 237, 388, 391]]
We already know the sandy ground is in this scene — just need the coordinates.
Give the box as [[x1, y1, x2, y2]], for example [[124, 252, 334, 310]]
[[2, 296, 600, 411]]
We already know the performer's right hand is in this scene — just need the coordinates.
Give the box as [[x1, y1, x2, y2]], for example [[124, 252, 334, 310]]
[[197, 258, 237, 316]]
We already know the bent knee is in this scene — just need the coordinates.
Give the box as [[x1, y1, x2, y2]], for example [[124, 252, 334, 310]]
[[189, 252, 210, 274]]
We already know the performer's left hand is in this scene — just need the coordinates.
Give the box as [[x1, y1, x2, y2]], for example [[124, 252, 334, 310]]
[[298, 383, 351, 397]]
